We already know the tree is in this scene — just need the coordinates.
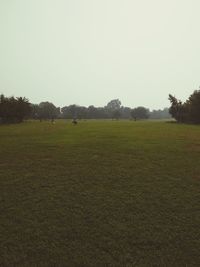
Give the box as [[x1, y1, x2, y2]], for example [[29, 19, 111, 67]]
[[106, 99, 121, 119], [38, 102, 60, 120], [15, 97, 31, 122], [87, 105, 97, 119], [106, 99, 121, 111], [168, 94, 186, 123], [187, 90, 200, 124], [131, 107, 149, 120], [61, 104, 83, 119], [168, 90, 200, 124], [0, 94, 31, 123]]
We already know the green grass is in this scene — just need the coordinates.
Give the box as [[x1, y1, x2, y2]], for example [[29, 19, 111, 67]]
[[0, 120, 200, 266]]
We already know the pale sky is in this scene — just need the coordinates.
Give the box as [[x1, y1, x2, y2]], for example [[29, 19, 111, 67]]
[[0, 0, 200, 109]]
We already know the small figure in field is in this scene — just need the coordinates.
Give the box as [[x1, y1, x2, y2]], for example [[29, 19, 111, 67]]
[[72, 118, 78, 125], [51, 118, 55, 124]]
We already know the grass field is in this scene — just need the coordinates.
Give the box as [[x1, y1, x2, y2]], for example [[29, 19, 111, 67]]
[[0, 120, 200, 266]]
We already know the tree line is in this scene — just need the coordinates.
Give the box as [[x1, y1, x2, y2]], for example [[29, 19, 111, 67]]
[[0, 93, 173, 124], [2, 89, 199, 124], [31, 99, 171, 121]]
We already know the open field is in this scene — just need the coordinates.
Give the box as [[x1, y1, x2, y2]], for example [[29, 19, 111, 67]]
[[0, 120, 200, 266]]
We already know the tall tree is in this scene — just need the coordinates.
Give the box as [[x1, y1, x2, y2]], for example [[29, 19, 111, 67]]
[[168, 90, 200, 124], [106, 99, 121, 111], [185, 90, 200, 124], [38, 102, 60, 120], [168, 94, 186, 122], [106, 99, 121, 119], [131, 107, 149, 120]]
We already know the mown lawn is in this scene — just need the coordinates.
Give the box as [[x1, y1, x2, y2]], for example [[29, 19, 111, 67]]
[[0, 120, 200, 266]]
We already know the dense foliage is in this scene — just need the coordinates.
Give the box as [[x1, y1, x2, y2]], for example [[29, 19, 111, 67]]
[[61, 99, 170, 120], [31, 102, 61, 121], [169, 90, 200, 124], [0, 94, 31, 123], [130, 106, 150, 120]]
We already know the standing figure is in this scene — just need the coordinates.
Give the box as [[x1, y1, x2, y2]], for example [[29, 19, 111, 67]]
[[72, 118, 78, 125]]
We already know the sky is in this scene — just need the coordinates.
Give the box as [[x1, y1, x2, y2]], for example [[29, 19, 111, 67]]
[[0, 0, 200, 109]]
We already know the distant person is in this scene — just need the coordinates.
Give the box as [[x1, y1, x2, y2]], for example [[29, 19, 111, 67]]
[[72, 119, 78, 125], [51, 118, 55, 124]]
